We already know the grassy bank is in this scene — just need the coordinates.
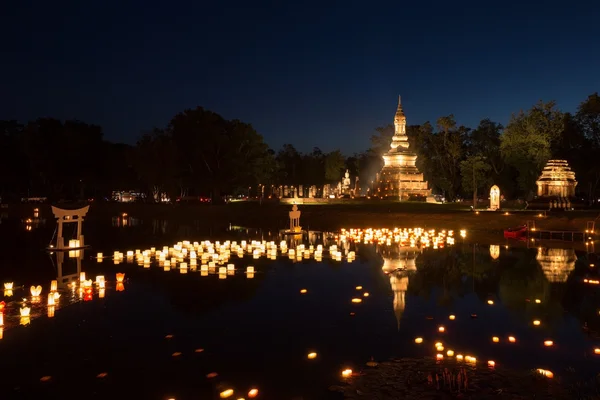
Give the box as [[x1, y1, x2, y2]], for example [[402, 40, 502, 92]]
[[5, 201, 600, 234]]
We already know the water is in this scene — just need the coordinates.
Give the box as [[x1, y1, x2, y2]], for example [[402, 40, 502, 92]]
[[0, 211, 599, 399]]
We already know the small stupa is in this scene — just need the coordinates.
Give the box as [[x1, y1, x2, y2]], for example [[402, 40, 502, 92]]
[[375, 96, 432, 200], [536, 160, 577, 198]]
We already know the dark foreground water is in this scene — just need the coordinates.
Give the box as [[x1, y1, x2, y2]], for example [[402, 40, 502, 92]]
[[0, 210, 599, 399]]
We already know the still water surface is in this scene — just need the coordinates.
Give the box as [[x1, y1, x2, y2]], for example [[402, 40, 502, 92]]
[[0, 212, 599, 399]]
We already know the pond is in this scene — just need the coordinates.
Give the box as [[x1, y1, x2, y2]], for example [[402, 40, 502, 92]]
[[0, 210, 599, 399]]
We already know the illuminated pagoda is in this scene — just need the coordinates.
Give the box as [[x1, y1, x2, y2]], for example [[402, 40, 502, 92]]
[[536, 160, 577, 198], [375, 96, 431, 200]]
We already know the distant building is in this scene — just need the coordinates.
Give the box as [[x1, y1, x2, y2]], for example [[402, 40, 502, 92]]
[[112, 191, 145, 202], [374, 96, 432, 201]]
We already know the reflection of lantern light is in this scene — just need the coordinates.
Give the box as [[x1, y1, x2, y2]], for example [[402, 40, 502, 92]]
[[48, 306, 55, 318], [116, 283, 124, 292], [20, 316, 30, 326], [248, 388, 259, 398], [51, 280, 57, 292], [0, 313, 3, 326], [341, 369, 352, 378], [414, 337, 423, 344], [4, 290, 12, 297], [99, 288, 105, 298], [307, 352, 317, 359], [116, 273, 125, 283], [219, 389, 234, 398], [0, 301, 4, 312]]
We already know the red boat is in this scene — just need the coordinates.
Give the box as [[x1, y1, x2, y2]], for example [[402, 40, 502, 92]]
[[503, 225, 528, 239]]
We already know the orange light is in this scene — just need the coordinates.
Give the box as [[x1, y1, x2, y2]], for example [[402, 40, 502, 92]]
[[248, 388, 259, 398], [544, 340, 553, 347], [438, 326, 445, 332], [488, 360, 495, 367], [116, 273, 125, 283], [508, 336, 516, 343]]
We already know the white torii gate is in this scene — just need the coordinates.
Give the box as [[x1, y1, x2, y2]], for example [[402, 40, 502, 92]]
[[50, 205, 89, 250]]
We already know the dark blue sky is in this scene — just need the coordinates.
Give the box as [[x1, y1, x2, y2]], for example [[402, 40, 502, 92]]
[[2, 1, 599, 154]]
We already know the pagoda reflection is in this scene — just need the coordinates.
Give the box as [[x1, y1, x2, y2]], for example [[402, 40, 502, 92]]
[[379, 243, 421, 330], [536, 247, 576, 283]]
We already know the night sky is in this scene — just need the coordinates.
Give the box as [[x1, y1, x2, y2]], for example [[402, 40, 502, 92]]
[[2, 1, 599, 154]]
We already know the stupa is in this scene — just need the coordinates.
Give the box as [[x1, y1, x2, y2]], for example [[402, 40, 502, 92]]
[[536, 160, 577, 198], [536, 247, 576, 283], [375, 96, 431, 200]]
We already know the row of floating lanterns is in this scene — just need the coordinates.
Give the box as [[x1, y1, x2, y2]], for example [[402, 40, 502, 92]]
[[338, 227, 461, 248], [1, 273, 125, 335]]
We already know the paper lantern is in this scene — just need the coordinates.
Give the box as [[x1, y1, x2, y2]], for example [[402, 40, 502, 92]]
[[50, 280, 57, 292], [533, 320, 541, 326], [436, 354, 443, 360], [0, 313, 3, 326], [488, 360, 495, 367], [438, 326, 445, 332], [300, 289, 307, 294], [456, 354, 463, 361], [446, 350, 454, 357], [341, 369, 352, 378], [48, 306, 55, 318], [351, 298, 362, 304], [537, 369, 553, 378], [48, 294, 55, 306], [80, 272, 86, 282], [544, 340, 553, 347], [30, 285, 42, 297], [116, 283, 124, 292], [449, 315, 456, 320], [355, 286, 363, 290], [219, 389, 234, 398], [508, 336, 516, 343], [363, 292, 369, 297], [246, 266, 255, 273], [414, 337, 423, 344], [307, 352, 317, 359], [248, 388, 259, 398], [3, 282, 13, 290], [20, 307, 30, 317], [492, 336, 499, 343], [116, 273, 125, 283]]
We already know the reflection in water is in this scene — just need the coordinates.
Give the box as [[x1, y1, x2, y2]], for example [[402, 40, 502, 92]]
[[112, 214, 141, 228], [389, 272, 409, 330], [536, 247, 576, 282], [489, 245, 500, 260]]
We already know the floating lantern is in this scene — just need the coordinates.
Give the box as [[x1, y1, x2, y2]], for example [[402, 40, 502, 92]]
[[537, 369, 553, 378], [50, 280, 57, 292], [363, 292, 369, 297], [246, 266, 255, 273], [446, 350, 454, 357], [456, 354, 464, 361], [356, 286, 363, 290], [351, 298, 362, 304], [219, 267, 227, 274], [99, 289, 105, 298], [227, 264, 235, 271], [492, 336, 500, 343], [488, 360, 495, 367], [436, 353, 443, 360], [533, 320, 541, 326], [53, 292, 60, 300], [116, 283, 124, 292], [248, 388, 259, 398], [341, 369, 353, 378], [594, 348, 600, 354], [30, 285, 42, 297], [414, 337, 423, 344], [97, 252, 103, 260], [48, 294, 55, 306], [4, 282, 13, 290], [436, 345, 444, 351], [508, 336, 516, 343], [449, 315, 456, 320], [535, 299, 541, 304], [544, 340, 553, 347], [300, 289, 307, 294], [0, 301, 4, 312], [80, 272, 86, 282], [219, 389, 234, 398], [48, 306, 55, 318], [0, 313, 3, 326], [487, 300, 494, 305], [20, 307, 30, 317], [438, 326, 445, 332], [116, 273, 125, 283], [307, 352, 317, 359]]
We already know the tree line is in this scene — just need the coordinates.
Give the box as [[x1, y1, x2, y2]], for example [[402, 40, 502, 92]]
[[0, 93, 598, 203]]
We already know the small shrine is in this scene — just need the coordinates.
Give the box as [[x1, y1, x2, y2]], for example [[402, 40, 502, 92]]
[[536, 160, 577, 198], [489, 185, 500, 211], [288, 204, 301, 234]]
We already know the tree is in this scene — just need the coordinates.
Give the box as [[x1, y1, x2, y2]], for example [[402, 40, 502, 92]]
[[469, 119, 503, 174], [135, 129, 178, 201], [276, 144, 302, 185], [460, 155, 492, 208], [500, 100, 564, 196], [324, 150, 345, 183], [369, 124, 394, 155], [169, 107, 274, 202], [576, 92, 600, 148], [428, 115, 467, 200]]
